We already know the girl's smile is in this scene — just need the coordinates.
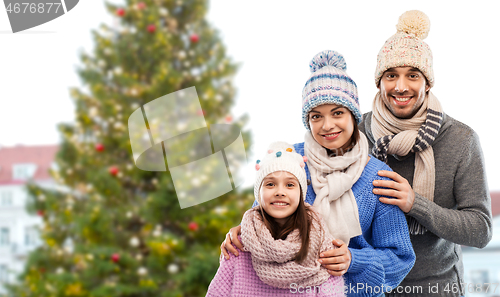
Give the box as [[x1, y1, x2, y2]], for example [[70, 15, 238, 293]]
[[260, 171, 301, 226]]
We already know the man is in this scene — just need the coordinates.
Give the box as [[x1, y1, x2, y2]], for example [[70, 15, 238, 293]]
[[359, 10, 492, 296]]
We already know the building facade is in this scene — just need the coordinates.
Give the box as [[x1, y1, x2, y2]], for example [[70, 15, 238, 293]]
[[462, 192, 500, 297], [0, 145, 58, 293]]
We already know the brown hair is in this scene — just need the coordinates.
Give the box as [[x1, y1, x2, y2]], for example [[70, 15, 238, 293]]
[[256, 187, 313, 263]]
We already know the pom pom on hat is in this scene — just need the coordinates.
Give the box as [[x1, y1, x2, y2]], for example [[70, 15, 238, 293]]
[[309, 50, 346, 73], [302, 50, 362, 129], [396, 10, 430, 39], [374, 10, 434, 87]]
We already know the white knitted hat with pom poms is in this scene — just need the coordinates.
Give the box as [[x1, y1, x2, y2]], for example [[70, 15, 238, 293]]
[[375, 10, 434, 87], [253, 142, 308, 204]]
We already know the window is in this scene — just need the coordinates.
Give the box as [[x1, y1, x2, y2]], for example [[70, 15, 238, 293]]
[[470, 270, 489, 291], [12, 163, 37, 180], [0, 264, 8, 283], [25, 226, 39, 247], [0, 191, 13, 206], [0, 228, 9, 246]]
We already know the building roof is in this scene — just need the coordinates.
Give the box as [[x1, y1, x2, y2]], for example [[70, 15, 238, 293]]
[[492, 191, 500, 217], [0, 144, 58, 185], [462, 191, 500, 251]]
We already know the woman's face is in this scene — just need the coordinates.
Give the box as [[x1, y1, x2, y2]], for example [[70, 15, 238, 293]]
[[308, 104, 355, 153], [259, 171, 301, 226]]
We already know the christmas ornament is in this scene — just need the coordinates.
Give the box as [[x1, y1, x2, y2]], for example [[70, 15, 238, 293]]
[[95, 143, 104, 152], [190, 33, 199, 43], [89, 106, 98, 117], [177, 50, 186, 60], [159, 7, 168, 16], [137, 267, 148, 276], [116, 8, 125, 17], [147, 24, 156, 33], [167, 263, 179, 274], [225, 115, 232, 123], [38, 194, 46, 201], [136, 254, 143, 261], [37, 210, 44, 216], [111, 253, 120, 263], [213, 206, 227, 215], [137, 2, 146, 10], [97, 60, 106, 68], [109, 166, 119, 176], [167, 18, 178, 32], [188, 222, 198, 231], [56, 267, 64, 274], [130, 236, 140, 247], [113, 122, 124, 130]]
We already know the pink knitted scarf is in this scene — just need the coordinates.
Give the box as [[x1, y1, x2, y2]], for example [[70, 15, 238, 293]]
[[240, 206, 334, 289]]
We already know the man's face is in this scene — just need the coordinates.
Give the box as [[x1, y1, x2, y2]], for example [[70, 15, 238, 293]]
[[378, 67, 430, 119]]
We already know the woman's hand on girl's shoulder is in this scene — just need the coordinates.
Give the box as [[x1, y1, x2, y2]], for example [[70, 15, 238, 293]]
[[318, 238, 351, 276], [220, 225, 243, 260]]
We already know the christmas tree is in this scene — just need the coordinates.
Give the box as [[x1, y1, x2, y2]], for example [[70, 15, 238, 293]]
[[6, 0, 252, 296]]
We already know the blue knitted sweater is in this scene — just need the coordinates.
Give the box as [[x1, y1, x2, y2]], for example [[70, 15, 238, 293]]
[[293, 142, 415, 297]]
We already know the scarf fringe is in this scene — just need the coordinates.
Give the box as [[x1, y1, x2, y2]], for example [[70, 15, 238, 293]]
[[407, 216, 427, 235]]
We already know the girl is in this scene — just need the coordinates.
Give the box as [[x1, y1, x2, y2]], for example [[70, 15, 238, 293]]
[[222, 51, 416, 297], [207, 142, 344, 297]]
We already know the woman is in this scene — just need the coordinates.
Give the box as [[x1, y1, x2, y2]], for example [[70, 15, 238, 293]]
[[222, 50, 416, 297]]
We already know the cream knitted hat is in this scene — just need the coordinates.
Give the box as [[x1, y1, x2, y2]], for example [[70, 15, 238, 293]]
[[375, 10, 434, 87], [254, 142, 308, 204]]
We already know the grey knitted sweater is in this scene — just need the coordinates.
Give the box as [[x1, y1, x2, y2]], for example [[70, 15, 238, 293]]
[[360, 112, 492, 297]]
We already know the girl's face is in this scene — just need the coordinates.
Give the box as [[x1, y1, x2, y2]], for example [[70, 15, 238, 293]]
[[259, 171, 301, 226], [308, 103, 355, 153]]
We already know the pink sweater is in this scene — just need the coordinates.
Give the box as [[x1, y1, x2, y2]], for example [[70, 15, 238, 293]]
[[206, 248, 345, 297]]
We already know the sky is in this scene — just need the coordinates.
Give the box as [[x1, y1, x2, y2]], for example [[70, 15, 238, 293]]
[[1, 0, 499, 190]]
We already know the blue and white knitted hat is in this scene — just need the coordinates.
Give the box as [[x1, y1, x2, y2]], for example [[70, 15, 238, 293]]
[[302, 50, 361, 130]]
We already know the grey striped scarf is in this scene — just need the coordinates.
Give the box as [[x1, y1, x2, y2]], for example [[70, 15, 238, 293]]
[[371, 91, 443, 234]]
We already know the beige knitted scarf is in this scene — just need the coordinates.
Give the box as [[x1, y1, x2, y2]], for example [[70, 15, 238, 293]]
[[371, 91, 444, 234], [240, 206, 333, 289], [304, 131, 368, 245]]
